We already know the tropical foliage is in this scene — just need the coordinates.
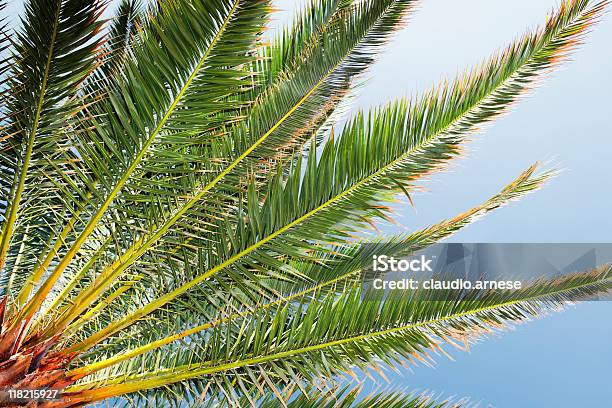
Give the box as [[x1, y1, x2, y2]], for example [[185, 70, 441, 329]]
[[0, 0, 609, 406]]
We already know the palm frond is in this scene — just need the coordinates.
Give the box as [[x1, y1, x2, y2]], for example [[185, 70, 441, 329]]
[[0, 0, 608, 405], [31, 0, 418, 340], [106, 0, 142, 68], [62, 164, 548, 379], [256, 385, 450, 408], [65, 264, 612, 403], [259, 0, 347, 86], [15, 0, 271, 325], [0, 0, 104, 298], [49, 0, 606, 351]]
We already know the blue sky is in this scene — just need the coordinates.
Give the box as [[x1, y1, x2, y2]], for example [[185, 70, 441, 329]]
[[5, 1, 612, 406]]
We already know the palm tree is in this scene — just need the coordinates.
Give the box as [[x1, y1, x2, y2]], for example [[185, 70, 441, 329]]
[[0, 0, 609, 406]]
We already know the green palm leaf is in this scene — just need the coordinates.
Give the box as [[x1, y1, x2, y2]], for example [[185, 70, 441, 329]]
[[0, 0, 104, 315], [44, 0, 605, 355], [0, 0, 608, 406], [65, 265, 612, 404], [59, 163, 551, 375], [15, 0, 271, 323], [33, 0, 419, 340]]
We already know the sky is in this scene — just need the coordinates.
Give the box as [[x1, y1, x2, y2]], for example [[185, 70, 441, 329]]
[[4, 1, 612, 406]]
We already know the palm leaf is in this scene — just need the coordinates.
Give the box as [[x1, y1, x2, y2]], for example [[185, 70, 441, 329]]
[[0, 0, 608, 405], [65, 265, 612, 404], [14, 0, 271, 324], [0, 0, 104, 302], [45, 0, 606, 354], [61, 163, 551, 374], [32, 0, 419, 339]]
